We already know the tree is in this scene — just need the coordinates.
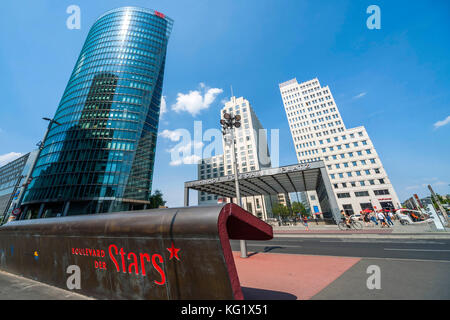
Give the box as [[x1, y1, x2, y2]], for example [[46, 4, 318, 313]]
[[291, 201, 307, 216], [271, 203, 290, 219], [149, 190, 166, 209]]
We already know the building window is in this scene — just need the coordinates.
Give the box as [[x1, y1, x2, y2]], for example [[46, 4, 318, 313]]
[[374, 189, 390, 195], [379, 179, 385, 184], [355, 191, 369, 197], [337, 192, 351, 198], [342, 204, 354, 215]]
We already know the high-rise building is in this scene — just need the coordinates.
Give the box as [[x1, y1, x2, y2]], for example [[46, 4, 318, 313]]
[[21, 7, 173, 219], [0, 151, 38, 224], [279, 78, 400, 215], [197, 96, 280, 220]]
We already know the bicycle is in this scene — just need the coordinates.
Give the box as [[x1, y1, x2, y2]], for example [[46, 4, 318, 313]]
[[338, 215, 363, 230]]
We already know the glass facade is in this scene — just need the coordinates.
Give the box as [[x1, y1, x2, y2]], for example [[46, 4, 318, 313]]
[[21, 7, 173, 218]]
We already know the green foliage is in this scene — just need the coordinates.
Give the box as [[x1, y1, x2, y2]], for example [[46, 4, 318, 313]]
[[291, 201, 307, 216], [271, 203, 290, 218], [149, 190, 166, 209]]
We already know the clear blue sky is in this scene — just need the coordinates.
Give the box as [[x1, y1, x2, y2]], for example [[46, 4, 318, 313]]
[[0, 0, 449, 207]]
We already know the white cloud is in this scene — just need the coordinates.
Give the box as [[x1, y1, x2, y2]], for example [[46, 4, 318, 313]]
[[0, 152, 23, 167], [406, 180, 448, 191], [353, 92, 367, 99], [171, 84, 223, 116], [167, 141, 203, 166], [168, 141, 203, 154], [159, 129, 183, 142], [159, 96, 167, 118], [169, 154, 202, 166], [433, 115, 450, 129]]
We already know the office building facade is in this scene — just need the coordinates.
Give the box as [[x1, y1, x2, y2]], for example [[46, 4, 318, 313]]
[[198, 96, 281, 220], [0, 151, 38, 224], [21, 7, 173, 219], [279, 78, 400, 215]]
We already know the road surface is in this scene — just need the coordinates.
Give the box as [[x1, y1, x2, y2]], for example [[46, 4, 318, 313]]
[[231, 237, 450, 299]]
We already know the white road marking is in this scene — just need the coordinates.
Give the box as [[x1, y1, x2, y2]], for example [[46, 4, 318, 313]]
[[245, 244, 302, 248], [384, 248, 450, 252]]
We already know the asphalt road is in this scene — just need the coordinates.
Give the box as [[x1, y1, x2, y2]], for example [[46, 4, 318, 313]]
[[231, 237, 450, 299], [230, 237, 450, 261]]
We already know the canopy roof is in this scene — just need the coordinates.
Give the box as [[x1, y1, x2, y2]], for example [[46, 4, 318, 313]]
[[185, 161, 326, 198]]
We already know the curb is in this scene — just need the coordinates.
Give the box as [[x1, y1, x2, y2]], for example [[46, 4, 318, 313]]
[[273, 233, 450, 239]]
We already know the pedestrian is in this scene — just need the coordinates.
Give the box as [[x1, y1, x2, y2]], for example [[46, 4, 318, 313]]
[[389, 209, 396, 221], [386, 210, 394, 226], [313, 213, 319, 225], [377, 210, 388, 228], [369, 212, 378, 226], [363, 210, 371, 227], [302, 215, 309, 231]]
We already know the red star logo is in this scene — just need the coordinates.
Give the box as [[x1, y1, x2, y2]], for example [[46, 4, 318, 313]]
[[167, 242, 180, 261]]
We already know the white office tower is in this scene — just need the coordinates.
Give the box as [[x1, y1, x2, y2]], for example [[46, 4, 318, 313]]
[[279, 78, 400, 215], [197, 96, 277, 220]]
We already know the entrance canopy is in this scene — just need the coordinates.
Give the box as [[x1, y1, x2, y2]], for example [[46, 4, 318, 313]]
[[184, 161, 340, 222]]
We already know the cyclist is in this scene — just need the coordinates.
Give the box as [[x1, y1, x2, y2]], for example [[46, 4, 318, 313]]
[[341, 210, 351, 228]]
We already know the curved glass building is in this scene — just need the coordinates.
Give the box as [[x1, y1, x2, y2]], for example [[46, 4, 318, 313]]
[[21, 7, 173, 218]]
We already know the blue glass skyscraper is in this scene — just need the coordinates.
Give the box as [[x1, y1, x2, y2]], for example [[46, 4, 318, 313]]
[[21, 7, 173, 218]]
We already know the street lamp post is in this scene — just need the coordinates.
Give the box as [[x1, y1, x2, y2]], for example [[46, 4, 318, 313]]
[[221, 112, 248, 258], [13, 117, 61, 219]]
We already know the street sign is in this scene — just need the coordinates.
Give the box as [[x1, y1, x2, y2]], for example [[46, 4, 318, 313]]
[[12, 208, 21, 216]]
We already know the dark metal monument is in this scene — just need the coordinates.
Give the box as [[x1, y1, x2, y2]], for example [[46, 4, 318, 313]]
[[0, 203, 272, 299]]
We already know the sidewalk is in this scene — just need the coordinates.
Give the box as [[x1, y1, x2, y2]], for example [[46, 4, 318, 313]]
[[234, 251, 360, 300], [271, 221, 450, 239]]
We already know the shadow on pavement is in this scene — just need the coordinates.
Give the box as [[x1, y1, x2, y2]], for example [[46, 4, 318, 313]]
[[248, 246, 283, 257], [242, 287, 297, 300]]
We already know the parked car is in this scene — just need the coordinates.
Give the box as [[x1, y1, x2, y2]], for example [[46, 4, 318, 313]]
[[395, 209, 431, 225]]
